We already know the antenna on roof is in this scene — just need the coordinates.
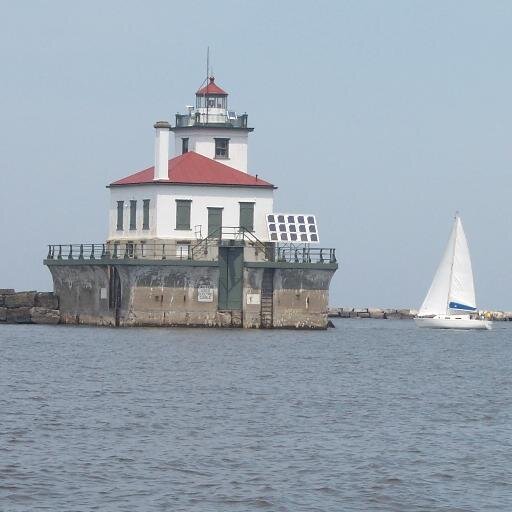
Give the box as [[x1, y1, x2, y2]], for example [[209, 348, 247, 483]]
[[206, 46, 210, 82], [206, 46, 210, 125]]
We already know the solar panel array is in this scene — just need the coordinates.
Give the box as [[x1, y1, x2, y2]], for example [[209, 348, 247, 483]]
[[266, 214, 319, 243]]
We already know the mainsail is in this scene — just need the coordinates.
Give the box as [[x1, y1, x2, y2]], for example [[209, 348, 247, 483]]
[[418, 216, 477, 317], [448, 217, 476, 312]]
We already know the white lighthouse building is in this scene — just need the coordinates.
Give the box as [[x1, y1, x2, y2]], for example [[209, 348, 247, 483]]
[[45, 74, 337, 329], [108, 77, 274, 251]]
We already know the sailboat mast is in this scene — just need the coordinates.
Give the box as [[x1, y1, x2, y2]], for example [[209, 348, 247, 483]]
[[446, 215, 459, 314]]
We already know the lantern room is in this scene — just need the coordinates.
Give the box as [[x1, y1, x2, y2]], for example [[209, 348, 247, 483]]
[[195, 77, 228, 111]]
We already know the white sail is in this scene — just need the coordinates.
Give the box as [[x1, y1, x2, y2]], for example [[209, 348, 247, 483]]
[[448, 217, 476, 312], [418, 220, 457, 316]]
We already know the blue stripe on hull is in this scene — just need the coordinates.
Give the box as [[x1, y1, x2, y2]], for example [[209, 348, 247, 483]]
[[449, 301, 477, 311]]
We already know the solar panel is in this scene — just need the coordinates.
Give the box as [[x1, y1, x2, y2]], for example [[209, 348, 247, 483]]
[[266, 213, 320, 243]]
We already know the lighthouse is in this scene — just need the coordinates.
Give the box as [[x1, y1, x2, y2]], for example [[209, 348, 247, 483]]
[[45, 75, 338, 329], [107, 76, 274, 248]]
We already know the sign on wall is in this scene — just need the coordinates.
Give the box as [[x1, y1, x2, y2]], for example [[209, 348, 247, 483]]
[[246, 293, 261, 305], [197, 285, 214, 302]]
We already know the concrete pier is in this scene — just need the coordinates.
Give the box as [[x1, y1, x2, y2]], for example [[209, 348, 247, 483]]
[[44, 241, 337, 329]]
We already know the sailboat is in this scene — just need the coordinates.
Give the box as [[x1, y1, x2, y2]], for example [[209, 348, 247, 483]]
[[415, 214, 492, 330]]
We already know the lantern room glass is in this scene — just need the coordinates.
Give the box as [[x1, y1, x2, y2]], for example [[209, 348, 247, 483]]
[[196, 95, 227, 109]]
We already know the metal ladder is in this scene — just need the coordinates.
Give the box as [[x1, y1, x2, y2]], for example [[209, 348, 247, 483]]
[[260, 268, 274, 328]]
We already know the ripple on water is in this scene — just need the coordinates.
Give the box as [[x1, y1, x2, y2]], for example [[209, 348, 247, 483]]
[[1, 321, 512, 511]]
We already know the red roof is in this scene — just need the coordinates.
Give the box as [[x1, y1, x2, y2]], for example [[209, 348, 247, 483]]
[[196, 77, 227, 96], [110, 151, 274, 188]]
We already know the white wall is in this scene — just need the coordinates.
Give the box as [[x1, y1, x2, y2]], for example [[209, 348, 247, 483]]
[[108, 185, 159, 240], [109, 184, 274, 242], [173, 128, 249, 172]]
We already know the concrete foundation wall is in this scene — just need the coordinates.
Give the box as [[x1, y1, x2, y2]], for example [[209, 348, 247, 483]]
[[46, 259, 337, 329], [243, 265, 336, 329]]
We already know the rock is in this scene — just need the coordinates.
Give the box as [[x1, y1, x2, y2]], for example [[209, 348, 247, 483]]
[[0, 307, 6, 322], [338, 310, 351, 318], [6, 307, 32, 323], [327, 308, 340, 317], [0, 289, 15, 294], [358, 312, 371, 318], [327, 320, 335, 328], [5, 291, 37, 308], [35, 292, 59, 309], [398, 309, 415, 319], [369, 309, 385, 319], [30, 307, 60, 325]]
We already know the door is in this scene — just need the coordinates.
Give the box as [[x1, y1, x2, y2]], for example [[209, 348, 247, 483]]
[[208, 207, 223, 238], [109, 266, 122, 327], [218, 247, 243, 310]]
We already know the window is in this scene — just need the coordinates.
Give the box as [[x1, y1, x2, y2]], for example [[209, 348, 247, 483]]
[[214, 138, 229, 159], [116, 201, 124, 230], [129, 200, 137, 230], [175, 200, 191, 230], [176, 242, 190, 259], [143, 199, 150, 230], [239, 202, 254, 232], [182, 138, 189, 154]]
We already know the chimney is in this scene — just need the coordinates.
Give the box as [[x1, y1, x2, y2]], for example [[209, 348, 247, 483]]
[[153, 121, 171, 181]]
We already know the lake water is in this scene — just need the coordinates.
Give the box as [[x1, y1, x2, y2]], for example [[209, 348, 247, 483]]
[[1, 320, 511, 511]]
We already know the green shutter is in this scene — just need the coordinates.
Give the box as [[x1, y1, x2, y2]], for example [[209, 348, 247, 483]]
[[143, 199, 150, 230], [117, 201, 124, 230], [239, 202, 254, 231], [129, 200, 137, 230], [176, 200, 191, 230]]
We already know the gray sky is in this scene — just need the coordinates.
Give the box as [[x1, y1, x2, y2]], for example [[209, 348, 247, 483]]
[[1, 1, 511, 310]]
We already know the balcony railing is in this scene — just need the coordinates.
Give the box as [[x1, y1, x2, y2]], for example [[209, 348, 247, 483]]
[[45, 228, 337, 265], [174, 112, 249, 128]]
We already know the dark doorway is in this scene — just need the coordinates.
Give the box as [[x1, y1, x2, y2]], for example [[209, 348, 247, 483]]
[[208, 207, 223, 238], [218, 247, 243, 310], [109, 266, 122, 327]]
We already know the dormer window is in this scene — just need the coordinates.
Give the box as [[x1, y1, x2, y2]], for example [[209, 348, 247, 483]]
[[215, 138, 229, 159]]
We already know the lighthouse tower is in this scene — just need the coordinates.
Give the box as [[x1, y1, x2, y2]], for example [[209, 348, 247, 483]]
[[172, 77, 252, 172]]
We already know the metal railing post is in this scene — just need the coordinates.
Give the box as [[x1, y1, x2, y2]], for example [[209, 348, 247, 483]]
[[67, 244, 73, 260]]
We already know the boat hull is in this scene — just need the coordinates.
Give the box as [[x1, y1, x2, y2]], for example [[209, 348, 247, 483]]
[[415, 316, 492, 330]]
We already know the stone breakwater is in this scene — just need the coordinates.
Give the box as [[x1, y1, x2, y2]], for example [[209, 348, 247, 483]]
[[0, 290, 60, 325], [328, 307, 512, 321], [328, 307, 417, 319]]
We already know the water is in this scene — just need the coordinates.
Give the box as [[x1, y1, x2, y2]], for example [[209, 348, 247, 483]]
[[1, 320, 511, 511]]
